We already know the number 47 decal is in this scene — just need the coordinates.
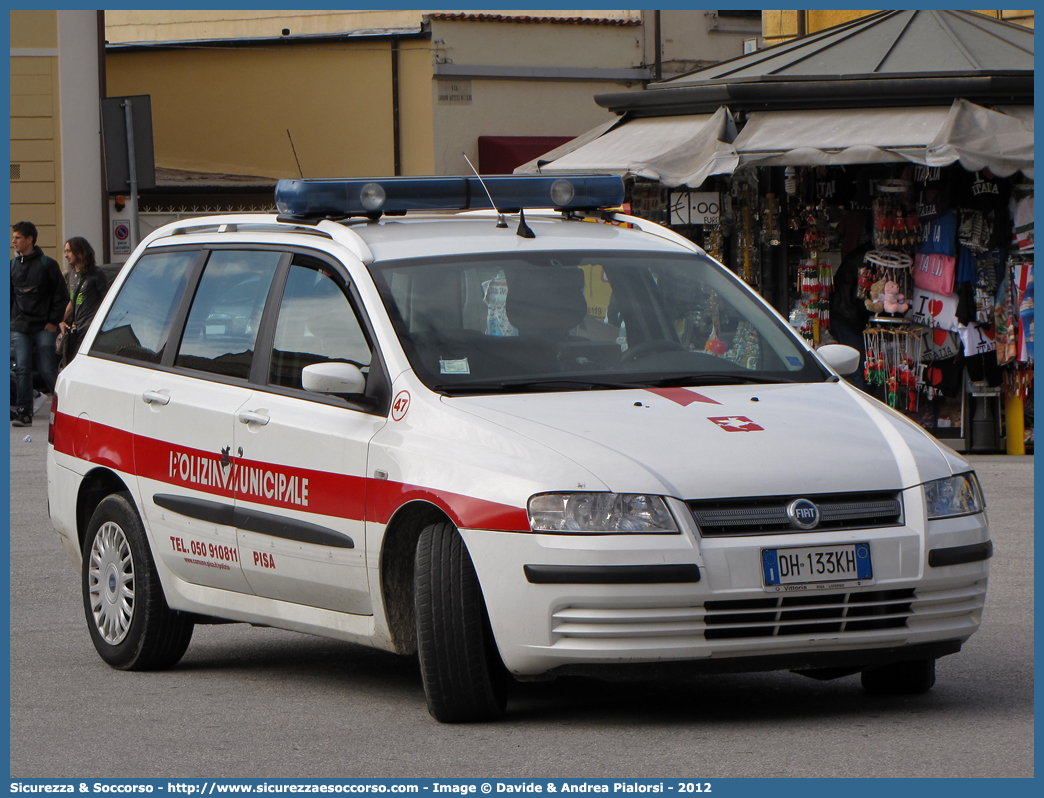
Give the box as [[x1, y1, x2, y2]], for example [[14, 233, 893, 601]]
[[391, 391, 411, 421]]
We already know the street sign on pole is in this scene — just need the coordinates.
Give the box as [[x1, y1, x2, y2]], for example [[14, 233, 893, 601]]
[[102, 95, 155, 253], [101, 95, 155, 191], [112, 220, 132, 255]]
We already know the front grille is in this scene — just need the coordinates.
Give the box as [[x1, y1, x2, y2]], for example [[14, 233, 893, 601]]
[[702, 589, 914, 639], [688, 491, 903, 536], [549, 580, 985, 645], [550, 589, 913, 641], [552, 605, 704, 639]]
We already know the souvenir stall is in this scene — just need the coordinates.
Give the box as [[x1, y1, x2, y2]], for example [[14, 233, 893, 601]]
[[781, 163, 1033, 453], [611, 158, 1034, 453]]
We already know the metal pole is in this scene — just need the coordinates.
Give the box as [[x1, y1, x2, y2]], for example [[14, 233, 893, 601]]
[[391, 38, 401, 176], [653, 11, 662, 82], [97, 10, 111, 264], [123, 98, 140, 251]]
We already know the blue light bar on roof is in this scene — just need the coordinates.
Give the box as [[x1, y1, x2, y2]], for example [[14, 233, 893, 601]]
[[274, 175, 625, 217]]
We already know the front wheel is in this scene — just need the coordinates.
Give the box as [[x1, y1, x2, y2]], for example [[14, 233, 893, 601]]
[[415, 521, 508, 722], [82, 493, 194, 670], [861, 658, 936, 695]]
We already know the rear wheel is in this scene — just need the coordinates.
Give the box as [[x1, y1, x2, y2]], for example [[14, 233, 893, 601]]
[[82, 493, 194, 670], [415, 521, 507, 722], [861, 658, 936, 695]]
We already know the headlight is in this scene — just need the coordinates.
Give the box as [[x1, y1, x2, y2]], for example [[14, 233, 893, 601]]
[[924, 473, 985, 519], [527, 493, 678, 534]]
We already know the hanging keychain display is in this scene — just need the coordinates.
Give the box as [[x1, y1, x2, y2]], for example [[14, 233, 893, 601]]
[[731, 172, 762, 289], [795, 251, 833, 343], [863, 324, 924, 411], [792, 197, 831, 344]]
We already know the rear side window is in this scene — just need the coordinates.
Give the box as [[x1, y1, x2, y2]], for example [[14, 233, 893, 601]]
[[174, 250, 282, 380], [92, 251, 196, 363]]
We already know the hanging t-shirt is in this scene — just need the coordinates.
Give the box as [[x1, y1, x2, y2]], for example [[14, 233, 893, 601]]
[[962, 316, 1003, 386], [955, 279, 977, 327], [957, 322, 997, 356], [965, 350, 1003, 387], [921, 327, 961, 362], [955, 169, 1009, 249], [922, 354, 964, 399], [914, 164, 952, 221], [1014, 261, 1034, 362], [919, 211, 957, 256], [1013, 196, 1034, 252], [957, 169, 1009, 212], [956, 246, 977, 284], [910, 286, 960, 330]]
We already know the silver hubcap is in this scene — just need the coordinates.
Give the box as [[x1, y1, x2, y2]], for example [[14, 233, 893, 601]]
[[88, 521, 135, 645]]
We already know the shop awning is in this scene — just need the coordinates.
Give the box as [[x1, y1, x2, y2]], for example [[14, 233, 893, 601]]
[[515, 106, 739, 188], [925, 99, 1034, 179], [733, 106, 951, 167], [520, 100, 1032, 188], [733, 100, 1033, 178]]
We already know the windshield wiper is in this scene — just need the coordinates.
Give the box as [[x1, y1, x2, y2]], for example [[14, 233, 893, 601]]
[[434, 373, 805, 394], [433, 378, 643, 394], [649, 373, 798, 387]]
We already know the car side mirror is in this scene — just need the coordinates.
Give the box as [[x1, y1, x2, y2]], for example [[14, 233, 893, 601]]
[[816, 344, 860, 376], [301, 362, 366, 394]]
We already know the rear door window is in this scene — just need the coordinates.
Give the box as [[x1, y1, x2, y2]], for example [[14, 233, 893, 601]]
[[174, 250, 283, 380]]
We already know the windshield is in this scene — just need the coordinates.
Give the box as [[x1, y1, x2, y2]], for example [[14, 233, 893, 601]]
[[370, 249, 826, 394]]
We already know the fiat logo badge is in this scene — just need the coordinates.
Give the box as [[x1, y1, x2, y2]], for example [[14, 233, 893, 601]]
[[786, 498, 820, 529]]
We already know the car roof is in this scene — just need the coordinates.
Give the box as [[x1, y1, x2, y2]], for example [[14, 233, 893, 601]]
[[141, 211, 701, 265], [343, 213, 689, 262]]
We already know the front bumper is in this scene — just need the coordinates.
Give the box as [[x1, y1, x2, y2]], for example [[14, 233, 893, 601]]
[[461, 494, 990, 676]]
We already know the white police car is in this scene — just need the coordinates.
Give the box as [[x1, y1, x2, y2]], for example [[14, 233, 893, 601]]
[[46, 175, 991, 722]]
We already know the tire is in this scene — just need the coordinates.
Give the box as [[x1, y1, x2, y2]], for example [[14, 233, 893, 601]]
[[861, 658, 936, 695], [415, 521, 508, 722], [82, 493, 194, 670]]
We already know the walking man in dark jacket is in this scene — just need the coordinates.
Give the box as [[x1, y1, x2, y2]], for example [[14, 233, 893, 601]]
[[11, 221, 67, 426]]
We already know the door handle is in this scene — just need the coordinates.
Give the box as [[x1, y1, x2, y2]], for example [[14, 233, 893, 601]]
[[237, 409, 270, 426], [142, 390, 170, 406]]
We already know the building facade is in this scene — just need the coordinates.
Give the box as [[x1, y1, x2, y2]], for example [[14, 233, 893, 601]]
[[10, 9, 105, 262], [102, 10, 762, 181]]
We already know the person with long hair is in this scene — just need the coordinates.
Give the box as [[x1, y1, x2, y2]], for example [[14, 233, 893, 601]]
[[59, 236, 108, 367]]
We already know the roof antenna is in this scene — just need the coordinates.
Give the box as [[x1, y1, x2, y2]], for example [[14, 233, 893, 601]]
[[515, 207, 535, 239], [462, 152, 508, 229], [287, 129, 304, 178]]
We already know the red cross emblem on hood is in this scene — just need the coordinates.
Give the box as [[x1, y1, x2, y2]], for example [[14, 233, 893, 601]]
[[708, 416, 764, 432]]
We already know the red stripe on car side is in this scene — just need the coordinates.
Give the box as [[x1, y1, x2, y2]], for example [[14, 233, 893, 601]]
[[52, 411, 531, 532], [52, 410, 135, 471], [132, 437, 368, 520], [366, 480, 532, 532]]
